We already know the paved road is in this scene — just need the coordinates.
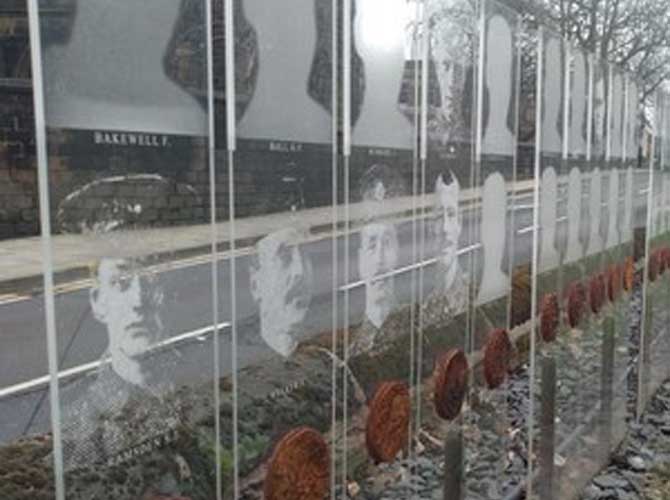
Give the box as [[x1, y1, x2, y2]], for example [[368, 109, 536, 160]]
[[0, 167, 653, 443]]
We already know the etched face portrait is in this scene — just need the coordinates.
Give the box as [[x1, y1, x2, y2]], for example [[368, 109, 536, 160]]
[[357, 165, 402, 329], [250, 226, 314, 357], [90, 255, 163, 387], [56, 174, 200, 387], [358, 219, 399, 328], [435, 172, 461, 280]]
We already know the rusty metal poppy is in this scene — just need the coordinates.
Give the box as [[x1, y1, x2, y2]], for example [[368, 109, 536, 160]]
[[433, 349, 468, 421], [566, 281, 585, 328], [540, 292, 559, 342], [264, 427, 330, 500], [623, 257, 635, 292], [366, 381, 410, 463], [483, 329, 512, 389]]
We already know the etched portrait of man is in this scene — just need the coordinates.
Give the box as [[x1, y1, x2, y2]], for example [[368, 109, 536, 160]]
[[348, 164, 404, 356], [432, 170, 468, 307], [358, 218, 399, 330], [249, 225, 314, 358], [247, 172, 315, 358], [89, 255, 164, 388], [425, 0, 477, 148], [415, 168, 470, 337], [56, 175, 195, 472]]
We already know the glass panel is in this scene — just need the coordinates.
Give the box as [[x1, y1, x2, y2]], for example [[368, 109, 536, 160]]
[[560, 63, 631, 492], [231, 0, 336, 498], [604, 68, 629, 455], [636, 84, 654, 416], [554, 42, 591, 489], [567, 45, 592, 445], [36, 1, 221, 498], [0, 4, 56, 497], [413, 0, 477, 497], [464, 1, 524, 498], [627, 77, 649, 420], [340, 0, 419, 496], [642, 90, 670, 414], [531, 28, 581, 499], [3, 2, 663, 499]]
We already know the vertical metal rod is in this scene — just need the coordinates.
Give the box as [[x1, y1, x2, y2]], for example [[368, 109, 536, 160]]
[[343, 0, 351, 158], [330, 0, 339, 496], [637, 92, 657, 421], [586, 55, 593, 164], [224, 0, 236, 152], [414, 1, 429, 474], [622, 78, 629, 246], [527, 27, 544, 500], [26, 1, 65, 498], [204, 0, 222, 498], [475, 0, 486, 165], [467, 0, 486, 365], [342, 155, 351, 497], [506, 15, 522, 332], [341, 0, 352, 493], [222, 0, 238, 495]]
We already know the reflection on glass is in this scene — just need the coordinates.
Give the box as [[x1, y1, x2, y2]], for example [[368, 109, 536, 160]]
[[477, 172, 508, 303], [43, 0, 207, 134], [565, 168, 582, 263], [236, 0, 331, 142], [352, 0, 414, 147], [579, 176, 592, 255], [571, 51, 587, 155], [539, 167, 559, 271], [542, 36, 562, 153], [593, 64, 607, 158], [587, 169, 602, 256], [482, 15, 514, 155], [427, 0, 476, 147]]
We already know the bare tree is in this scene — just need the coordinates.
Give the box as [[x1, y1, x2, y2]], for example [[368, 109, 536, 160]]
[[502, 0, 670, 104]]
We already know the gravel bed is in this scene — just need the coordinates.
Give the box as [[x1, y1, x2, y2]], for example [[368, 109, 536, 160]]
[[344, 284, 670, 500]]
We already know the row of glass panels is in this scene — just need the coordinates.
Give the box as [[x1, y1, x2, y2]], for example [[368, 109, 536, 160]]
[[0, 0, 668, 499]]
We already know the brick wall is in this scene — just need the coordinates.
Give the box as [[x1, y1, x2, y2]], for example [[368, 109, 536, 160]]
[[0, 6, 38, 240]]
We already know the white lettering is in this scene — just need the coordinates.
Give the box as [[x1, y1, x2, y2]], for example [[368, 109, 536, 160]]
[[92, 131, 171, 149]]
